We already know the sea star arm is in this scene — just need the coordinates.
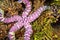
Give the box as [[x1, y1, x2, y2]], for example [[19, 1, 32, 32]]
[[8, 21, 23, 40], [28, 6, 48, 23], [24, 23, 33, 40], [22, 0, 31, 18], [0, 8, 22, 23], [2, 15, 22, 23]]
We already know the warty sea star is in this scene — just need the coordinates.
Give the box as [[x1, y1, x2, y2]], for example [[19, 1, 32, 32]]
[[0, 0, 49, 40]]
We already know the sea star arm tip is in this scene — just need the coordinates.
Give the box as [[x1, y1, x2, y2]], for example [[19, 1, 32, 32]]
[[22, 0, 31, 18], [28, 6, 48, 23], [24, 23, 33, 40]]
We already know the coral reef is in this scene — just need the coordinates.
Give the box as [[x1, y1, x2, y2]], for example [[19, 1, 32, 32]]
[[0, 0, 60, 40]]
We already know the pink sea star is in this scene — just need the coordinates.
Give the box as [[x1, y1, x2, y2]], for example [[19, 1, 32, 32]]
[[0, 0, 48, 40]]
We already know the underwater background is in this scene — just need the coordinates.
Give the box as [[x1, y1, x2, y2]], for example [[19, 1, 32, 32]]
[[0, 0, 60, 40]]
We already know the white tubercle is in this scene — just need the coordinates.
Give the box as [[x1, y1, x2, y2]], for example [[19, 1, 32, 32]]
[[9, 32, 15, 36], [9, 32, 15, 40]]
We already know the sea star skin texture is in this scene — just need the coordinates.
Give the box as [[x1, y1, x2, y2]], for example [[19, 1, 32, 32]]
[[27, 6, 47, 23], [4, 15, 22, 23], [0, 0, 48, 40]]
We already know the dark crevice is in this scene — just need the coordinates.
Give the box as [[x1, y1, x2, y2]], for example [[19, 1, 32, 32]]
[[51, 17, 60, 28], [44, 0, 54, 5], [14, 0, 18, 1], [21, 3, 25, 8]]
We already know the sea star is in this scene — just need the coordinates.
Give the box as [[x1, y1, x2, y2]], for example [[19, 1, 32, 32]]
[[0, 0, 48, 40], [1, 0, 32, 40]]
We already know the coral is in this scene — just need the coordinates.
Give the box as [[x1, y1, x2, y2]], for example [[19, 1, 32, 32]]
[[0, 0, 60, 40], [0, 0, 23, 17]]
